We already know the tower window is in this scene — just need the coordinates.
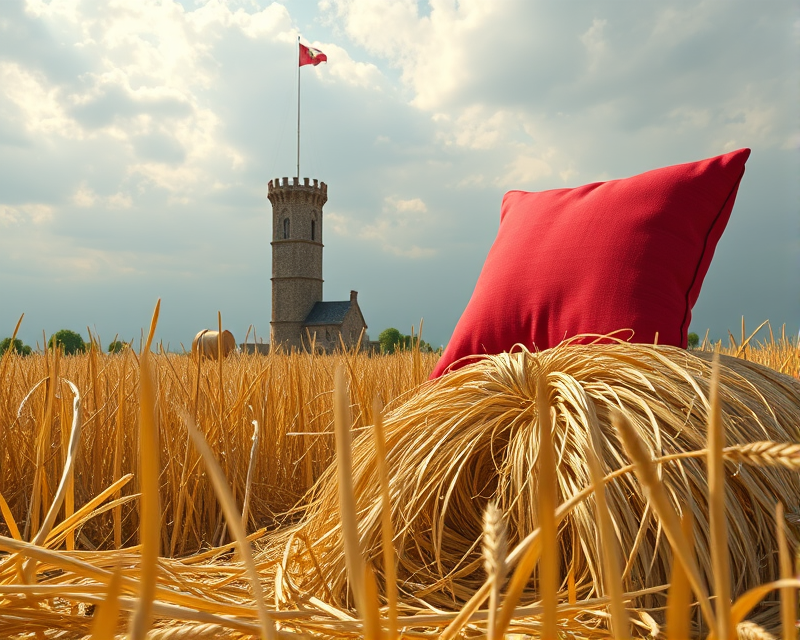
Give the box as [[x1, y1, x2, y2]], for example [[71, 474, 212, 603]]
[[283, 217, 290, 239], [311, 219, 316, 241]]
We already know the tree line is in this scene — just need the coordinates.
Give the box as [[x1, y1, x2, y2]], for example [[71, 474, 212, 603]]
[[1, 328, 707, 357], [377, 328, 437, 354], [0, 330, 128, 356]]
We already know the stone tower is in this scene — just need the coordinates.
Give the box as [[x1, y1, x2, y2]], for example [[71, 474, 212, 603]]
[[268, 177, 328, 349]]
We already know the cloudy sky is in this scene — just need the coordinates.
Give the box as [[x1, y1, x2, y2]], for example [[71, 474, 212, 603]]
[[1, 0, 798, 350]]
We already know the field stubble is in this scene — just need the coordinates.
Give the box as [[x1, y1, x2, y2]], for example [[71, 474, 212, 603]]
[[0, 339, 437, 554], [0, 315, 798, 638]]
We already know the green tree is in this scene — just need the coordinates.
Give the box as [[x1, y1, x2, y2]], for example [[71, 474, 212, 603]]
[[380, 328, 434, 353], [399, 334, 433, 352], [48, 329, 86, 355], [0, 337, 32, 356], [687, 332, 700, 349], [108, 340, 126, 353], [378, 328, 403, 354]]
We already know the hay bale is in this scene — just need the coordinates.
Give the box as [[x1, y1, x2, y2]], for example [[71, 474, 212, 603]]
[[264, 343, 800, 632], [192, 329, 237, 360]]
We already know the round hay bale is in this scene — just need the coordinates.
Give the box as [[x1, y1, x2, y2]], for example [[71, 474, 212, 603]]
[[264, 343, 800, 634]]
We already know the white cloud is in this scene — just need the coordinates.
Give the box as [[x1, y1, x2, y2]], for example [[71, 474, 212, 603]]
[[558, 167, 578, 184], [315, 42, 384, 89], [436, 106, 514, 150], [580, 18, 607, 72], [325, 211, 352, 236], [455, 174, 486, 188], [189, 2, 292, 40], [0, 203, 54, 225], [73, 184, 96, 207], [0, 206, 20, 226], [497, 153, 554, 187], [384, 196, 426, 213], [24, 0, 82, 22], [72, 185, 133, 209], [107, 192, 133, 209], [324, 0, 497, 110], [357, 194, 435, 258], [320, 204, 435, 258], [0, 62, 83, 138], [650, 2, 716, 42]]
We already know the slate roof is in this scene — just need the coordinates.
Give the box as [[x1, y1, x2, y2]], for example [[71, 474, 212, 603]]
[[303, 301, 352, 326]]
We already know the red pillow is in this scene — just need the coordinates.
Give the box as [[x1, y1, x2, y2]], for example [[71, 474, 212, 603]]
[[431, 149, 750, 378]]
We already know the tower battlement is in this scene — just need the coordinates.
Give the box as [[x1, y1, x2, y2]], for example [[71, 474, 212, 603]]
[[268, 177, 328, 207]]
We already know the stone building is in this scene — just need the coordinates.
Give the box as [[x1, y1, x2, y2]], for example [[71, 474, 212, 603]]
[[267, 176, 369, 351]]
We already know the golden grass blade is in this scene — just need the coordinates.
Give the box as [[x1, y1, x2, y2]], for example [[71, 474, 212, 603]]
[[0, 491, 21, 541], [363, 563, 383, 640], [735, 320, 770, 359], [89, 563, 123, 639], [129, 299, 161, 640], [43, 474, 134, 548], [439, 581, 492, 640], [585, 435, 630, 639], [729, 579, 800, 629], [22, 379, 82, 583], [0, 534, 265, 619], [185, 416, 275, 640], [537, 374, 558, 640], [492, 515, 544, 635], [372, 396, 397, 640], [241, 419, 260, 533], [775, 503, 794, 640], [612, 408, 717, 630], [333, 365, 366, 617], [0, 313, 24, 393], [567, 563, 576, 605], [666, 511, 694, 640], [29, 349, 57, 541], [114, 347, 129, 550], [143, 299, 160, 354], [708, 351, 732, 640]]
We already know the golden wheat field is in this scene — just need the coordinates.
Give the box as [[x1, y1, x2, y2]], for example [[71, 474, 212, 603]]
[[0, 309, 798, 639]]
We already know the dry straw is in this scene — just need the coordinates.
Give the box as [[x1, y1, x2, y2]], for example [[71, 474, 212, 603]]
[[265, 342, 799, 636], [0, 333, 799, 638]]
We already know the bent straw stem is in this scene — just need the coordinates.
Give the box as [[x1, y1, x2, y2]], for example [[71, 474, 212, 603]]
[[708, 351, 732, 640], [613, 408, 717, 630], [372, 396, 398, 640]]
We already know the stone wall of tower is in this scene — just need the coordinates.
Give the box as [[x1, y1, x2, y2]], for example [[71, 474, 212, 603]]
[[268, 177, 327, 349]]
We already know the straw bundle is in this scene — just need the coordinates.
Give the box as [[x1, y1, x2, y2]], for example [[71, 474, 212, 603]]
[[264, 343, 800, 633]]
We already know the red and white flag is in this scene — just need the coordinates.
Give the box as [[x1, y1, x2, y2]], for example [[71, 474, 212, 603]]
[[299, 43, 327, 67]]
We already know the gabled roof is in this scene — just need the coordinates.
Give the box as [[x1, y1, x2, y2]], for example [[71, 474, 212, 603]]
[[303, 301, 351, 326]]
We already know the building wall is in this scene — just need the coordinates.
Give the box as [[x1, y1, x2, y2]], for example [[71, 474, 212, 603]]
[[303, 306, 368, 353], [340, 306, 368, 347], [303, 324, 339, 352]]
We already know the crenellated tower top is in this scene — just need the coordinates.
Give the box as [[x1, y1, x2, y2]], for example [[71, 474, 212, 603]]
[[268, 177, 328, 207]]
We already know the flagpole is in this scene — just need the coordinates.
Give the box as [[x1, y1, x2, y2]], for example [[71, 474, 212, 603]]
[[296, 35, 301, 180]]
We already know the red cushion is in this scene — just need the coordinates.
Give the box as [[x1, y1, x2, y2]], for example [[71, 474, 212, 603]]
[[431, 149, 750, 378]]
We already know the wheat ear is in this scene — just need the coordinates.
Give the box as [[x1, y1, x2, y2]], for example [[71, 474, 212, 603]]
[[483, 500, 507, 640]]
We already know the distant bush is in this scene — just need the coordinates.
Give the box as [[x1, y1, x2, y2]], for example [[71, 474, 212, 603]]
[[48, 329, 87, 355], [0, 337, 32, 356], [108, 340, 127, 354], [378, 328, 403, 354], [687, 332, 700, 349], [379, 327, 434, 353]]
